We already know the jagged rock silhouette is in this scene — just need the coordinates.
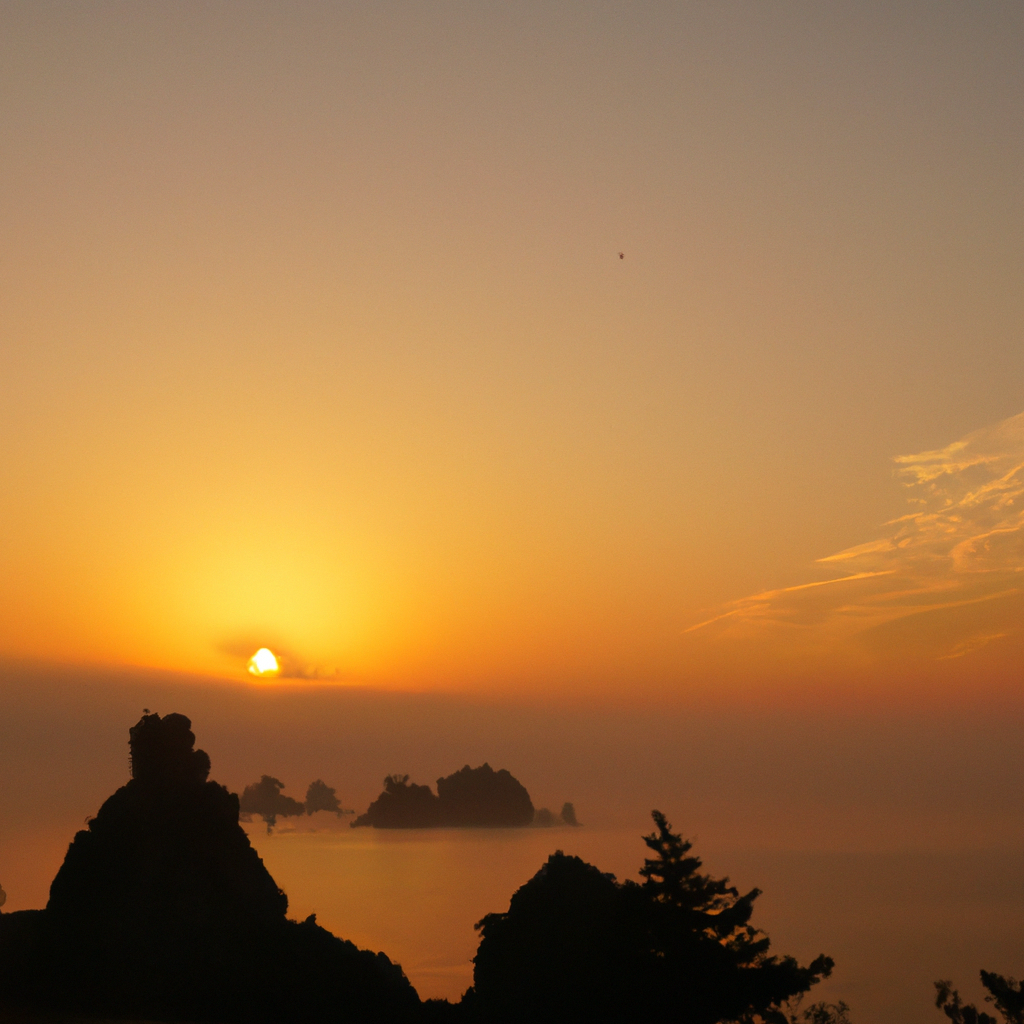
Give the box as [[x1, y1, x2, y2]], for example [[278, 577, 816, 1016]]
[[0, 713, 419, 1023]]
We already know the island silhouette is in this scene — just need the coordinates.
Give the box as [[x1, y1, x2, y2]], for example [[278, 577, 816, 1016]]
[[352, 764, 544, 828], [239, 775, 350, 831]]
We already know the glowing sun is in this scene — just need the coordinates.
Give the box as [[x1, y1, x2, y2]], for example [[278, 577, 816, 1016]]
[[247, 648, 279, 677]]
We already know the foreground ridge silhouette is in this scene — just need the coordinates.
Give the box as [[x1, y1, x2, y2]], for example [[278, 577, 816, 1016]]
[[459, 811, 834, 1024], [0, 713, 419, 1023]]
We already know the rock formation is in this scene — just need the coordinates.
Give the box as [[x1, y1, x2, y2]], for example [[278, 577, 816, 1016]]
[[436, 764, 534, 828], [353, 764, 534, 829], [0, 712, 419, 1023], [353, 773, 444, 828]]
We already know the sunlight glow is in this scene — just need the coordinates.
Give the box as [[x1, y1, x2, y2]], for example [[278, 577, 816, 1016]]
[[247, 648, 279, 677]]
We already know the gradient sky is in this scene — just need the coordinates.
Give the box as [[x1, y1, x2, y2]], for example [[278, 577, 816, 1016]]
[[3, 1, 1023, 697]]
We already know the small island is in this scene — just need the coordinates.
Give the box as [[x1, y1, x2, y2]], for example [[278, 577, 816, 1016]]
[[239, 775, 351, 831], [353, 763, 540, 828]]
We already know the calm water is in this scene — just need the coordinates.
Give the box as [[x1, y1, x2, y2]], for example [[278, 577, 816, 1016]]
[[245, 821, 1024, 1024]]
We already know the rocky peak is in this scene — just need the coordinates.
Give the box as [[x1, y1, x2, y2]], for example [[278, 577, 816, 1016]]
[[129, 711, 211, 786]]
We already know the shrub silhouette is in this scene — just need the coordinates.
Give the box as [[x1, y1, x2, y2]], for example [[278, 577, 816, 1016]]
[[464, 810, 833, 1024], [0, 712, 419, 1023], [936, 973, 1024, 1024], [792, 1001, 853, 1024]]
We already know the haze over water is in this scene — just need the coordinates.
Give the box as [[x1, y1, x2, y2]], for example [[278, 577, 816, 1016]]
[[1, 669, 1021, 1023]]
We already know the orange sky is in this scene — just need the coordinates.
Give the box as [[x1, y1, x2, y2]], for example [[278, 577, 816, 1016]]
[[2, 1, 1023, 700]]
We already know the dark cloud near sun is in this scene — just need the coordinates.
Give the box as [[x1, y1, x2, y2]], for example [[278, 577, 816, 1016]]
[[217, 637, 339, 681]]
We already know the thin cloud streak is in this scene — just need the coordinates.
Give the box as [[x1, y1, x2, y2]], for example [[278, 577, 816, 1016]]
[[686, 412, 1024, 662], [683, 571, 896, 634]]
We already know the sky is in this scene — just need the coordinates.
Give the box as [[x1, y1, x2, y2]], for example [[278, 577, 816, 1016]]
[[3, 0, 1023, 697], [1, 4, 1023, 1018]]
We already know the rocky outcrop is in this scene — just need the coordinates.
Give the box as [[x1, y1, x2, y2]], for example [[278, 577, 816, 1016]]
[[0, 712, 419, 1023], [435, 764, 533, 827], [353, 764, 534, 829], [352, 774, 444, 828]]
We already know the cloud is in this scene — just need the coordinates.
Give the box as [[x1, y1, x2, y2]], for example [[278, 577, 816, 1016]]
[[686, 412, 1024, 663]]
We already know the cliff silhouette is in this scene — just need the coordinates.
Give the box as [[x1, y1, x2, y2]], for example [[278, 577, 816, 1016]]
[[353, 764, 534, 829], [0, 713, 419, 1023]]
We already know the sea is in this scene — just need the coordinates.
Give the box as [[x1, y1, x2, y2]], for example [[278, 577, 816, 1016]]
[[243, 820, 1024, 1024]]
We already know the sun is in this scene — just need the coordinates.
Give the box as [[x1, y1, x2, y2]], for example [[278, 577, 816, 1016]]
[[247, 648, 279, 677]]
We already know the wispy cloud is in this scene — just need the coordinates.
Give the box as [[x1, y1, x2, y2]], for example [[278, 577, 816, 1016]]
[[686, 412, 1024, 662], [683, 571, 896, 634]]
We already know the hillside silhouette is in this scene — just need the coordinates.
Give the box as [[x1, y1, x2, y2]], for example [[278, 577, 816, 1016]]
[[460, 811, 833, 1024], [353, 764, 534, 828], [0, 712, 419, 1023]]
